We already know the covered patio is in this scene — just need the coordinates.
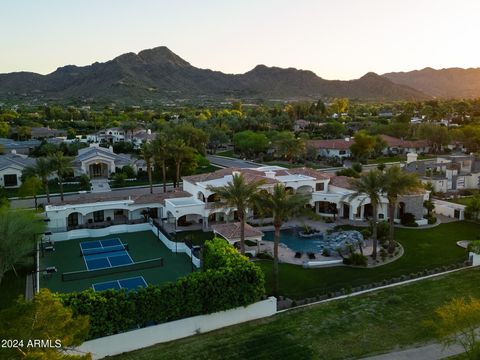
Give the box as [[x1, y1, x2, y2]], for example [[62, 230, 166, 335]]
[[212, 222, 264, 254]]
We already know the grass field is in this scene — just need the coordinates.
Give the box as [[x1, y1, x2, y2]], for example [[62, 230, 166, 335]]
[[258, 221, 476, 299], [40, 231, 193, 293], [110, 267, 480, 360]]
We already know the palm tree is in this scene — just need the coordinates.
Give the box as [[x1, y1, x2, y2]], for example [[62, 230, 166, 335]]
[[23, 157, 54, 203], [381, 166, 420, 252], [348, 170, 384, 259], [49, 151, 73, 201], [169, 139, 195, 188], [140, 142, 155, 194], [207, 173, 265, 255], [257, 184, 309, 295], [18, 176, 43, 209], [153, 135, 169, 193]]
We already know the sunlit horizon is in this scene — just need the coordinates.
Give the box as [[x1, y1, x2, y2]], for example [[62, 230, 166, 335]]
[[1, 0, 480, 80]]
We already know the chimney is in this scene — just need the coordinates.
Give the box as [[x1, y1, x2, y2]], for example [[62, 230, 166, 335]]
[[11, 149, 16, 155], [406, 152, 418, 164], [147, 129, 151, 135], [345, 137, 350, 142], [264, 171, 276, 179], [109, 145, 114, 153], [232, 170, 241, 177]]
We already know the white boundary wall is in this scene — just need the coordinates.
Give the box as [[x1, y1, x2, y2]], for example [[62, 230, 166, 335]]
[[74, 297, 277, 359], [49, 222, 201, 267]]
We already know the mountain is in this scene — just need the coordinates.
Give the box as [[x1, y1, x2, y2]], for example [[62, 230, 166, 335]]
[[0, 46, 429, 103], [383, 67, 480, 98]]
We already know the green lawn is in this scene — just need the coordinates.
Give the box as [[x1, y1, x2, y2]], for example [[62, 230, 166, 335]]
[[216, 150, 236, 158], [448, 196, 474, 206], [110, 267, 480, 360], [258, 221, 476, 299], [4, 183, 84, 198]]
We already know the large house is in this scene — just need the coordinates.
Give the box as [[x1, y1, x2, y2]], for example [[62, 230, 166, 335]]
[[380, 135, 430, 155], [45, 166, 429, 234], [404, 153, 480, 193], [73, 143, 146, 178], [0, 151, 35, 188], [307, 135, 430, 160], [307, 138, 353, 159]]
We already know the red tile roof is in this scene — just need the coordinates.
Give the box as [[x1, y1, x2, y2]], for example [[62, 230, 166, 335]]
[[380, 135, 429, 149], [212, 222, 263, 241], [307, 139, 352, 150]]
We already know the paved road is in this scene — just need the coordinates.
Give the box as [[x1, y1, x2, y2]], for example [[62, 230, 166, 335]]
[[207, 155, 263, 169], [9, 183, 176, 209], [361, 342, 463, 360]]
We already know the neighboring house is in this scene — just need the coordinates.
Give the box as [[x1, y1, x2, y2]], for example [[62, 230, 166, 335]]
[[0, 138, 41, 155], [131, 129, 156, 149], [404, 153, 480, 193], [73, 143, 145, 178], [45, 165, 428, 234], [86, 128, 155, 149], [0, 151, 35, 188], [378, 110, 393, 118], [25, 127, 67, 139], [380, 135, 430, 155], [307, 138, 352, 159], [293, 119, 313, 132]]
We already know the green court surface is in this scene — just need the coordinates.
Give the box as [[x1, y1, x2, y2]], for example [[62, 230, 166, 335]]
[[40, 231, 194, 293]]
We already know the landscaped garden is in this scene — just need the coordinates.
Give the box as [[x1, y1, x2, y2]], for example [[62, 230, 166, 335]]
[[109, 266, 480, 360], [258, 221, 475, 299]]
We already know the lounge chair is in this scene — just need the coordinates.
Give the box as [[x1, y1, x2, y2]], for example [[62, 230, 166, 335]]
[[294, 252, 302, 258], [308, 252, 316, 260]]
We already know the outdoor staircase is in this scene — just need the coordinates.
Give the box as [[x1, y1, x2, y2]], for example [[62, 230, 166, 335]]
[[90, 179, 111, 193]]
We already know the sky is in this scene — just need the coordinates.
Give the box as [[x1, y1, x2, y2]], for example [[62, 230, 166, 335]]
[[1, 0, 480, 80]]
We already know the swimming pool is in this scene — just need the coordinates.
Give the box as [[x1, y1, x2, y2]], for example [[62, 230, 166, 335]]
[[263, 228, 364, 254]]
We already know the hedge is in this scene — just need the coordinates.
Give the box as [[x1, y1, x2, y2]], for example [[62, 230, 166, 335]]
[[59, 238, 265, 339]]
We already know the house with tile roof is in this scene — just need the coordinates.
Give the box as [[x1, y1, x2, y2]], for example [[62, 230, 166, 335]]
[[0, 151, 36, 188], [307, 138, 353, 159], [73, 143, 145, 178]]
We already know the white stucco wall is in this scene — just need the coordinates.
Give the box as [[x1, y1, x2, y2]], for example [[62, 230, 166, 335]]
[[74, 297, 277, 360]]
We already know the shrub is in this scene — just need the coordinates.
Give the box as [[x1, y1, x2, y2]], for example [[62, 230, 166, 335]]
[[467, 240, 480, 255], [112, 172, 127, 187], [385, 295, 402, 305], [79, 174, 91, 191], [400, 212, 417, 226], [322, 248, 330, 257], [256, 252, 274, 260], [343, 252, 368, 266], [61, 238, 265, 339], [336, 168, 360, 178]]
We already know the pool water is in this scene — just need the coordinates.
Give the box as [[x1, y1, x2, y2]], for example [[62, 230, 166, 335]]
[[263, 228, 364, 254]]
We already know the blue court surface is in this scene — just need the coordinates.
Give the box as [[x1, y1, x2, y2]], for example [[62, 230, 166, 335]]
[[80, 238, 134, 271], [92, 276, 148, 292]]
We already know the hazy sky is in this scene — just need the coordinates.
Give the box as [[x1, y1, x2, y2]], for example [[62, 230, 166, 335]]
[[1, 0, 479, 80]]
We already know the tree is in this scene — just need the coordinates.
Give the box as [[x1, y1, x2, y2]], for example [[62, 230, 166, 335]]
[[256, 184, 309, 295], [381, 166, 420, 252], [0, 288, 91, 360], [418, 123, 451, 153], [350, 130, 376, 162], [121, 121, 136, 140], [233, 131, 269, 159], [0, 207, 45, 285], [153, 134, 169, 193], [140, 142, 155, 194], [23, 157, 54, 203], [49, 151, 73, 201], [348, 170, 384, 259], [426, 297, 480, 360], [18, 176, 43, 209], [168, 139, 196, 188], [0, 121, 10, 137], [207, 173, 265, 255], [207, 128, 229, 154], [465, 194, 480, 221]]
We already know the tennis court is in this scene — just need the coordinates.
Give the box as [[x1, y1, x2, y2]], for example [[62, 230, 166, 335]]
[[80, 238, 134, 271], [92, 276, 148, 292], [40, 230, 193, 293]]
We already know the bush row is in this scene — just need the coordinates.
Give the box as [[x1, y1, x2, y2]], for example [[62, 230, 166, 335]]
[[60, 238, 265, 339]]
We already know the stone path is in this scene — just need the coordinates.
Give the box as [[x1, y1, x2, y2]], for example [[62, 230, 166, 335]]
[[90, 179, 111, 193]]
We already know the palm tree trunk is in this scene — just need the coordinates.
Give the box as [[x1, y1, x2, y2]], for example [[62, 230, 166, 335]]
[[44, 178, 50, 203], [388, 201, 395, 253], [176, 161, 181, 189], [239, 213, 245, 255], [34, 195, 38, 210], [371, 203, 378, 259], [59, 177, 64, 201], [273, 224, 280, 296], [162, 161, 167, 193], [148, 163, 153, 194]]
